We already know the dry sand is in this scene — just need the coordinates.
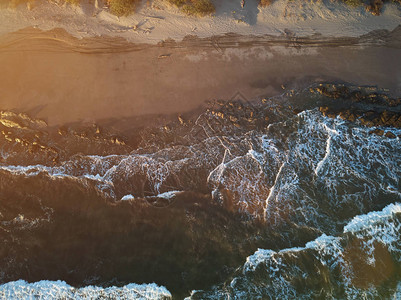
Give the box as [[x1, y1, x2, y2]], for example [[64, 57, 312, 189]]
[[0, 27, 400, 127], [1, 0, 400, 44]]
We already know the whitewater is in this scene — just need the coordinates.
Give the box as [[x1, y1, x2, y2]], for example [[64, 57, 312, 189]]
[[0, 84, 400, 298]]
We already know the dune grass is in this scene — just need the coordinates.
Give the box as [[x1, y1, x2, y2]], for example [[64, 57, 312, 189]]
[[168, 0, 215, 16], [108, 0, 140, 16], [343, 0, 364, 7], [258, 0, 274, 7], [1, 0, 398, 17]]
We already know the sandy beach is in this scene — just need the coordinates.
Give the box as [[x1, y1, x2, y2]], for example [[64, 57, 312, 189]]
[[0, 0, 400, 128], [1, 0, 401, 43], [0, 26, 400, 128]]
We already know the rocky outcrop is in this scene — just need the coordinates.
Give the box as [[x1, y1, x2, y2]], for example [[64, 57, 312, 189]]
[[309, 83, 401, 138], [0, 111, 130, 165]]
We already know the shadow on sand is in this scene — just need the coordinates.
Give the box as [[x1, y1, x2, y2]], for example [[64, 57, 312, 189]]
[[214, 0, 260, 25]]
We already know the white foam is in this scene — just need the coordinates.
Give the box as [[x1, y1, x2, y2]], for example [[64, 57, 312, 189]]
[[121, 194, 135, 201], [1, 107, 400, 225], [198, 202, 401, 299], [244, 249, 276, 272], [344, 202, 401, 233], [394, 282, 401, 299], [156, 191, 181, 200], [262, 109, 401, 227], [0, 280, 172, 299], [314, 123, 338, 176]]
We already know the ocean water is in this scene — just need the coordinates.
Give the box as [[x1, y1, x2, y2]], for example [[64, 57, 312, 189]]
[[190, 202, 401, 299], [0, 84, 400, 298]]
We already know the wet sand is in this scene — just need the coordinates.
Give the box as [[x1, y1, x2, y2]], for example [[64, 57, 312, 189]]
[[0, 27, 400, 127]]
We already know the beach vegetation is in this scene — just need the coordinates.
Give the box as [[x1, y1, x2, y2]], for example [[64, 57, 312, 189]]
[[1, 0, 397, 17], [168, 0, 215, 16], [108, 0, 139, 16], [167, 0, 186, 7], [343, 0, 364, 7], [258, 0, 275, 7], [65, 0, 80, 6]]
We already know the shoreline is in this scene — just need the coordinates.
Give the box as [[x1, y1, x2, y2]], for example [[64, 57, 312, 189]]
[[1, 0, 400, 128], [0, 26, 401, 128]]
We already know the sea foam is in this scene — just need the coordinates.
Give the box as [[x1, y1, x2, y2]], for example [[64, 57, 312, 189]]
[[190, 202, 401, 299], [0, 280, 172, 300]]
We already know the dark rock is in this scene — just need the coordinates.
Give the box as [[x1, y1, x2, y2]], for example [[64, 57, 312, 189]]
[[369, 129, 384, 136], [385, 132, 396, 139], [359, 117, 374, 127]]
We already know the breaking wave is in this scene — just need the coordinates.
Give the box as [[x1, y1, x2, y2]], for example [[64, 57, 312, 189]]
[[0, 83, 400, 297], [190, 202, 401, 299], [0, 280, 171, 299]]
